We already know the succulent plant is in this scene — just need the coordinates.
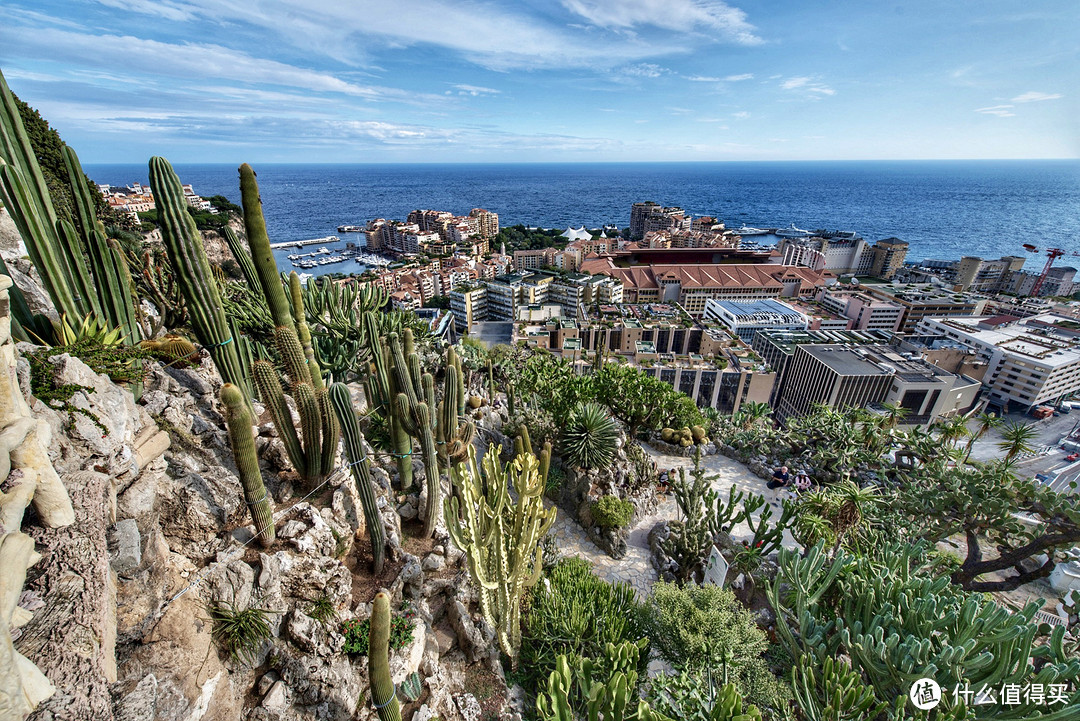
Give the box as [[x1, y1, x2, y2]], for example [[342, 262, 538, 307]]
[[561, 401, 619, 470]]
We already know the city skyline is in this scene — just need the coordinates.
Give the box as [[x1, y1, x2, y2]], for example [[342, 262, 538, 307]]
[[1, 0, 1077, 163]]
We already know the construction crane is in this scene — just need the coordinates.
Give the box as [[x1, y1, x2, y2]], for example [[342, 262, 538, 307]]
[[1021, 244, 1080, 296]]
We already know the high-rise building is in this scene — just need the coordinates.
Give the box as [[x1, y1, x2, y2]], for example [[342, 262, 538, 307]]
[[469, 208, 500, 239], [630, 202, 661, 239], [953, 255, 1026, 292], [870, 238, 909, 279]]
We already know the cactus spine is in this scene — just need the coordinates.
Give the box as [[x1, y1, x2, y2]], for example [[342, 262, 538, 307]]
[[221, 383, 275, 547], [445, 442, 557, 668], [149, 157, 253, 405], [329, 382, 386, 574], [368, 593, 402, 721]]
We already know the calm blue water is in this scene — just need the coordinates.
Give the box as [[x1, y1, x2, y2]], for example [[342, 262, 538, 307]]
[[86, 161, 1080, 270]]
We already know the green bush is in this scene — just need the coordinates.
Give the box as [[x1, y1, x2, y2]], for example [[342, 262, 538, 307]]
[[520, 557, 646, 693], [643, 582, 790, 713], [591, 495, 634, 529], [341, 612, 415, 655], [561, 401, 619, 469], [208, 601, 275, 666]]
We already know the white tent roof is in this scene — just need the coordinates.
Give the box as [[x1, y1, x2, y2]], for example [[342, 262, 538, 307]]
[[560, 226, 592, 241]]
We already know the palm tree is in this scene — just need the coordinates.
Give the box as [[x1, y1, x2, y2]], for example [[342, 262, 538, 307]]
[[962, 411, 1002, 464], [878, 401, 909, 429], [934, 415, 971, 449], [996, 421, 1039, 462]]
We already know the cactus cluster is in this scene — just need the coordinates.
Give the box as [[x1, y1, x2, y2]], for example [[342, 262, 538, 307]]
[[1, 69, 140, 351], [140, 334, 199, 368], [220, 383, 275, 547], [149, 156, 252, 406], [445, 433, 556, 668], [660, 426, 709, 447], [239, 163, 339, 490], [538, 641, 662, 721], [329, 382, 387, 574]]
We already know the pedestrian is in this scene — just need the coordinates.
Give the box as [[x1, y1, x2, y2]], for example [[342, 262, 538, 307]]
[[767, 465, 790, 490]]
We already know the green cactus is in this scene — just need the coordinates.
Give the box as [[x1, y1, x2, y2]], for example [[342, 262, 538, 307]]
[[149, 157, 253, 407], [398, 672, 423, 703], [791, 656, 885, 721], [445, 442, 557, 668], [394, 379, 441, 537], [221, 383, 275, 547], [437, 347, 475, 470], [238, 164, 339, 489], [507, 381, 516, 416], [538, 641, 663, 721], [360, 321, 414, 491], [222, 224, 261, 291], [329, 382, 386, 574], [368, 592, 402, 721]]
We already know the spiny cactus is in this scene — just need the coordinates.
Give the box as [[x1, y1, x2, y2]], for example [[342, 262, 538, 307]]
[[393, 355, 441, 536], [368, 593, 402, 721], [221, 383, 275, 547], [561, 401, 619, 469], [149, 156, 253, 406], [140, 334, 199, 367], [437, 346, 475, 470], [360, 320, 415, 491], [445, 442, 557, 668], [222, 224, 261, 291], [329, 382, 386, 574], [240, 164, 338, 489]]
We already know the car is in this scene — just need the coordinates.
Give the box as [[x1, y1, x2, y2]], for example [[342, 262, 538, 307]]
[[1066, 453, 1079, 462]]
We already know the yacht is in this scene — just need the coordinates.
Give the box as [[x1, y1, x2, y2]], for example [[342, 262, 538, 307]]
[[737, 226, 771, 236], [775, 223, 813, 238], [337, 225, 363, 233]]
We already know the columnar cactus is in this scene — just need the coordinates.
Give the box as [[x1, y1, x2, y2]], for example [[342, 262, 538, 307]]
[[329, 382, 386, 574], [149, 157, 253, 406], [240, 164, 339, 489], [393, 365, 441, 537], [444, 442, 557, 668], [223, 225, 261, 291], [360, 318, 414, 490], [220, 383, 275, 547], [368, 593, 402, 721], [437, 347, 475, 469]]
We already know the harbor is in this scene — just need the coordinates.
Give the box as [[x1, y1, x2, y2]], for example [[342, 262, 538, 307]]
[[269, 233, 394, 279]]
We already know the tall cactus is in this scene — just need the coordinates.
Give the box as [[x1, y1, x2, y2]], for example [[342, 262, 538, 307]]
[[361, 324, 414, 490], [437, 347, 475, 469], [149, 157, 253, 406], [329, 382, 386, 574], [445, 442, 557, 668], [223, 224, 261, 291], [221, 383, 275, 547], [393, 359, 440, 537], [240, 163, 339, 489], [368, 593, 402, 721]]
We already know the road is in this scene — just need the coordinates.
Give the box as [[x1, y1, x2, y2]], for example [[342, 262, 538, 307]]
[[966, 410, 1080, 495]]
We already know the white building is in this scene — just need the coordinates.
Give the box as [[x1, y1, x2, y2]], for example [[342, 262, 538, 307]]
[[704, 298, 808, 343], [917, 313, 1080, 411]]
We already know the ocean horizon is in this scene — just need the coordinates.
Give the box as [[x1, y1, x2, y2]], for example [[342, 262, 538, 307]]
[[86, 159, 1080, 271]]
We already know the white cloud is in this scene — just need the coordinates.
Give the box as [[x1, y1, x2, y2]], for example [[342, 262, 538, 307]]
[[453, 84, 501, 96], [733, 111, 750, 118], [2, 25, 441, 105], [780, 76, 834, 96], [976, 105, 1015, 117], [686, 73, 753, 82], [561, 0, 762, 45], [621, 63, 668, 78], [94, 0, 196, 22], [1011, 91, 1062, 103]]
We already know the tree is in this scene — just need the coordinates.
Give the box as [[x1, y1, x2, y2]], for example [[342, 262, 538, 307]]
[[995, 420, 1038, 461], [962, 410, 1002, 463], [899, 460, 1080, 591]]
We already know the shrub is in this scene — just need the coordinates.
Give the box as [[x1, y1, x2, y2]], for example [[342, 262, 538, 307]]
[[341, 612, 415, 655], [561, 401, 619, 469], [644, 582, 766, 671], [591, 495, 634, 529], [520, 557, 646, 693], [643, 583, 790, 713]]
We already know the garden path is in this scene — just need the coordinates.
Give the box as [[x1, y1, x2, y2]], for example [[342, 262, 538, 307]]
[[548, 444, 797, 598]]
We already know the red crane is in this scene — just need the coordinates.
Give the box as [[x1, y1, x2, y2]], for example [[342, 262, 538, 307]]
[[1022, 245, 1080, 296]]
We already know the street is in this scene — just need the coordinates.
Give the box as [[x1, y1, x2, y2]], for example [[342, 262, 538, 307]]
[[966, 410, 1080, 495]]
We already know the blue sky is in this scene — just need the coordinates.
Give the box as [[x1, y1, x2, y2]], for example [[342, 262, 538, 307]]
[[2, 0, 1077, 162]]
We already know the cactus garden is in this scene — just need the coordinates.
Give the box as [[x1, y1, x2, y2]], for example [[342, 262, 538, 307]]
[[1, 67, 1080, 721]]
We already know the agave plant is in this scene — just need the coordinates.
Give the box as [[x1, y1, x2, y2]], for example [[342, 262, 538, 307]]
[[561, 401, 619, 469]]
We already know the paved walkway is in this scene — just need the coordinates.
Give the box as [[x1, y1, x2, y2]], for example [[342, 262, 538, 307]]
[[548, 444, 796, 597]]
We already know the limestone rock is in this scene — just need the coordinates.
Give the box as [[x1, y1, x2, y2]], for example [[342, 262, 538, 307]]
[[111, 518, 142, 576]]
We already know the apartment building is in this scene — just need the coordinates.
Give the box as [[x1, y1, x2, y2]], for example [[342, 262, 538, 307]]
[[469, 208, 499, 238], [450, 285, 487, 333], [869, 238, 909, 279], [629, 202, 690, 239], [953, 255, 1027, 292], [779, 235, 873, 275], [860, 283, 986, 332], [513, 248, 557, 271], [917, 313, 1080, 412], [703, 299, 808, 343], [817, 289, 904, 332]]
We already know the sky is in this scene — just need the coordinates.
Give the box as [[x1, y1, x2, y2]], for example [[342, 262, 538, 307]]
[[1, 0, 1077, 163]]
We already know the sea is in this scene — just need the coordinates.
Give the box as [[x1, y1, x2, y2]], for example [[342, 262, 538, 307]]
[[85, 160, 1080, 278]]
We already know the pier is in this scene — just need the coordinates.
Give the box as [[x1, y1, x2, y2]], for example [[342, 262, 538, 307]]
[[269, 235, 339, 249]]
